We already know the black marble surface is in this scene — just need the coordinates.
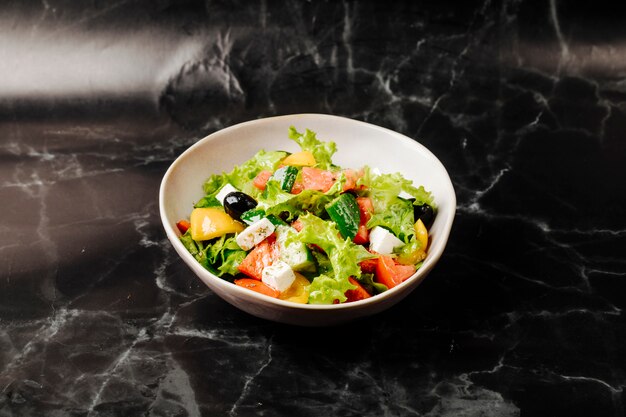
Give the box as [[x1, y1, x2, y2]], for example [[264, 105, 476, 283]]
[[1, 1, 625, 416]]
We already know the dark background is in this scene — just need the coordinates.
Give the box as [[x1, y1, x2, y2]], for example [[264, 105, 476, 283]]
[[1, 1, 625, 416]]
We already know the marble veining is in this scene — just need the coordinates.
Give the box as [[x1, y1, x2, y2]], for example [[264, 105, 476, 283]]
[[1, 0, 625, 416]]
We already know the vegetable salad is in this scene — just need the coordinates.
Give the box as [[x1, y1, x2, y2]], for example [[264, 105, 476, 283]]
[[177, 127, 436, 304]]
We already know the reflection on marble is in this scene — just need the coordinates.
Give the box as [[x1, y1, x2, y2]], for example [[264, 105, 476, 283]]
[[1, 0, 625, 416]]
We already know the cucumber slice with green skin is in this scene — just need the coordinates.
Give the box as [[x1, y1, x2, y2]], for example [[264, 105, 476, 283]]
[[275, 225, 316, 272], [240, 208, 266, 225], [265, 214, 288, 227], [241, 209, 287, 228], [271, 166, 299, 192], [325, 192, 360, 239]]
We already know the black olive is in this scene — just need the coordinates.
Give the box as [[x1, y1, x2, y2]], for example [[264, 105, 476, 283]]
[[413, 204, 435, 229], [224, 192, 258, 221], [278, 211, 290, 222]]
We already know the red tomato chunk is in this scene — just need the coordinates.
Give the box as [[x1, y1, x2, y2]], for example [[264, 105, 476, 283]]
[[345, 277, 372, 302], [234, 278, 280, 298], [302, 167, 336, 193], [375, 255, 416, 289], [237, 235, 279, 280], [253, 170, 273, 191]]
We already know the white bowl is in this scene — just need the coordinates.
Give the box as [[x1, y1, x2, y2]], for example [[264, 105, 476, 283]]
[[159, 114, 456, 326]]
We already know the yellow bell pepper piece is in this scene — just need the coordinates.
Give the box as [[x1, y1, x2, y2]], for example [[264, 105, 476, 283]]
[[279, 273, 310, 304], [414, 218, 429, 252], [397, 247, 426, 265], [282, 151, 316, 167], [190, 208, 244, 241]]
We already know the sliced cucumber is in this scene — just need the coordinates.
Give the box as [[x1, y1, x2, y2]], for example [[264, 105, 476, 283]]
[[265, 214, 288, 227], [325, 192, 360, 239], [271, 166, 299, 192], [275, 225, 316, 273], [241, 209, 287, 229], [240, 208, 266, 225]]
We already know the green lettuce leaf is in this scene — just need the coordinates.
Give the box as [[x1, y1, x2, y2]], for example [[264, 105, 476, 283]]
[[179, 232, 218, 274], [288, 126, 337, 170], [307, 274, 354, 305], [261, 176, 344, 222], [194, 195, 221, 208], [367, 198, 415, 243], [293, 213, 374, 304], [311, 250, 333, 275], [395, 236, 422, 257], [359, 166, 435, 243], [409, 185, 435, 208], [180, 231, 201, 259], [260, 179, 297, 207], [358, 166, 435, 209], [207, 235, 247, 277], [355, 273, 388, 295], [218, 250, 246, 276], [196, 175, 228, 208], [180, 232, 245, 277], [203, 174, 228, 195], [228, 150, 287, 196], [201, 150, 287, 201]]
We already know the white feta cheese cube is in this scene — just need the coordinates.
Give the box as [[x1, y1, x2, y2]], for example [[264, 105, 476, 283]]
[[369, 226, 404, 255], [235, 217, 275, 251], [215, 183, 239, 205], [262, 260, 296, 292], [274, 225, 314, 272]]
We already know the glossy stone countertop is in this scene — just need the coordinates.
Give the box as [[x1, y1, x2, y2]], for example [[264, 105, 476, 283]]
[[1, 1, 625, 416]]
